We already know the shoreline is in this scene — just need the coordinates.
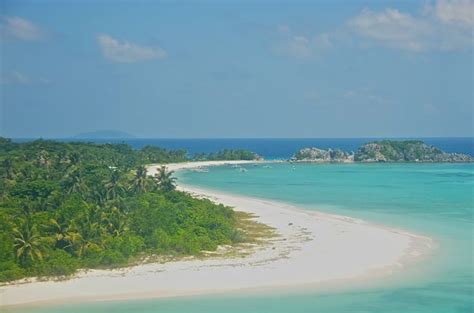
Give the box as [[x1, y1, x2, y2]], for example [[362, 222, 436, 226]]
[[0, 160, 434, 308]]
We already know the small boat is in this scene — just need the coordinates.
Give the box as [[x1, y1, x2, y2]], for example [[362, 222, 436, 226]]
[[239, 167, 248, 172]]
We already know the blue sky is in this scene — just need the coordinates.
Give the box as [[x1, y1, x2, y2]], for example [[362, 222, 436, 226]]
[[0, 0, 472, 138]]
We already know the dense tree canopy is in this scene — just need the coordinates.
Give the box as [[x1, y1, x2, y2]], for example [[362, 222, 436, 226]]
[[0, 138, 249, 282], [194, 149, 260, 161]]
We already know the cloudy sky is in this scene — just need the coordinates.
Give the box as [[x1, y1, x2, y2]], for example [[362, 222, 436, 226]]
[[1, 0, 472, 138]]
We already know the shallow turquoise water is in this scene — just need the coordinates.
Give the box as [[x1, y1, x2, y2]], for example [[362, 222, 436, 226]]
[[11, 163, 474, 312]]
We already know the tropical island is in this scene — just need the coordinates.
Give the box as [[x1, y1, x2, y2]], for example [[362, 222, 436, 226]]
[[0, 138, 436, 307], [0, 138, 460, 285], [0, 137, 263, 283], [291, 140, 472, 163]]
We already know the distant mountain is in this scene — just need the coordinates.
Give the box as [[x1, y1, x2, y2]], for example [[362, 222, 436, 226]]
[[291, 147, 354, 163], [73, 130, 135, 139]]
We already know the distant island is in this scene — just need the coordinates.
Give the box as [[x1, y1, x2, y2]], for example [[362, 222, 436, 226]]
[[73, 130, 136, 139], [292, 140, 472, 163]]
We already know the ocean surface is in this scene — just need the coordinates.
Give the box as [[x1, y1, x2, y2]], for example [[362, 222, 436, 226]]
[[10, 139, 474, 313]]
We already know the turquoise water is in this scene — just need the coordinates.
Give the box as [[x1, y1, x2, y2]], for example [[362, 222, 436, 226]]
[[11, 163, 474, 312]]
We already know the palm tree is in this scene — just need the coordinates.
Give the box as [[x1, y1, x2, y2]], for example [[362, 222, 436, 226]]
[[92, 188, 107, 206], [72, 212, 102, 257], [68, 152, 81, 166], [50, 218, 81, 252], [63, 168, 89, 197], [36, 150, 51, 168], [18, 165, 33, 180], [0, 180, 8, 202], [13, 198, 35, 219], [154, 165, 177, 192], [130, 165, 150, 193], [2, 158, 16, 180], [104, 170, 124, 200], [13, 220, 45, 266], [100, 206, 128, 237]]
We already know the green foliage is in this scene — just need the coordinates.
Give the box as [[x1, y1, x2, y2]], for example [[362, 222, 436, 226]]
[[0, 261, 25, 282], [194, 149, 260, 161], [0, 138, 246, 282], [126, 192, 236, 254], [354, 140, 470, 162], [153, 166, 177, 192], [32, 249, 79, 277], [13, 220, 46, 267]]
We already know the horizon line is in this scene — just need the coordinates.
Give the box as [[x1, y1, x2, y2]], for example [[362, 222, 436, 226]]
[[6, 136, 474, 140]]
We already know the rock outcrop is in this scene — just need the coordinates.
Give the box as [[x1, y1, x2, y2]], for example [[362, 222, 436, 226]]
[[291, 140, 472, 163], [354, 140, 472, 163], [291, 148, 354, 163]]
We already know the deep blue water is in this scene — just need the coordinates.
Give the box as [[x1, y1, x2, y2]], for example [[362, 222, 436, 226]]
[[13, 137, 474, 159]]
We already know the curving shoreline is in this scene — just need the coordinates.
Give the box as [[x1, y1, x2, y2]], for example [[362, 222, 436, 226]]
[[0, 161, 434, 308]]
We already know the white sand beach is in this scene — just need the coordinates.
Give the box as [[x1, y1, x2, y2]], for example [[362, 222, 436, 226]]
[[0, 161, 434, 307]]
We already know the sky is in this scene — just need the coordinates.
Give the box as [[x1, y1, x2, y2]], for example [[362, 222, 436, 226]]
[[0, 0, 473, 138]]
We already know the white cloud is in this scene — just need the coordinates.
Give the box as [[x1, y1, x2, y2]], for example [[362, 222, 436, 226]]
[[348, 1, 473, 52], [272, 25, 334, 58], [349, 8, 432, 52], [284, 35, 312, 58], [0, 71, 50, 85], [0, 16, 45, 41], [426, 0, 474, 49], [97, 34, 167, 63], [314, 33, 334, 49], [272, 1, 471, 57], [431, 0, 474, 27]]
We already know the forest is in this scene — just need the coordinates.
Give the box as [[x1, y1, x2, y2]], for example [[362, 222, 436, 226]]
[[0, 138, 256, 282]]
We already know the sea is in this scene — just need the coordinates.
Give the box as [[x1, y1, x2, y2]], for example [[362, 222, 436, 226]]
[[9, 138, 474, 313]]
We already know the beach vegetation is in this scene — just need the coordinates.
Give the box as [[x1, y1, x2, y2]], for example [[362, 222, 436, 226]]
[[194, 149, 260, 161], [153, 165, 177, 192]]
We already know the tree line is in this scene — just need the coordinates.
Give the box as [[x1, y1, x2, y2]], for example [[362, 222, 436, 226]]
[[194, 149, 260, 161]]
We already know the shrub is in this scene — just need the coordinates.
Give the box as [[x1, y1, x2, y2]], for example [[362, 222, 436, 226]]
[[34, 249, 79, 277], [99, 250, 127, 267], [0, 261, 25, 282], [109, 235, 144, 258]]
